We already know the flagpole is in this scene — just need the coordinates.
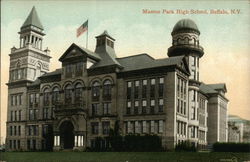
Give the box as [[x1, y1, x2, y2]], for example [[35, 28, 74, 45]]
[[86, 29, 88, 49], [86, 20, 88, 49]]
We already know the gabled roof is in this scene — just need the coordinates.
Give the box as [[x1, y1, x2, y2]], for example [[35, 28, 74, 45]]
[[117, 54, 187, 72], [59, 43, 101, 62], [199, 83, 218, 94], [40, 69, 62, 77], [207, 83, 227, 93], [89, 50, 122, 68], [21, 6, 44, 30], [199, 83, 227, 94]]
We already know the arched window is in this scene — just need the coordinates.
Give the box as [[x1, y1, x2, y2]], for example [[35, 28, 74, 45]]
[[52, 87, 60, 104], [36, 64, 41, 78], [43, 88, 50, 106], [103, 80, 112, 100], [65, 84, 72, 104], [75, 83, 83, 103], [177, 38, 181, 45], [184, 37, 189, 44], [193, 38, 196, 46], [92, 81, 100, 101], [16, 62, 21, 80]]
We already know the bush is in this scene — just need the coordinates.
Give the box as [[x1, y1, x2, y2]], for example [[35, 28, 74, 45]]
[[89, 137, 110, 152], [109, 134, 163, 152], [213, 142, 250, 152], [107, 120, 163, 152], [175, 141, 197, 152]]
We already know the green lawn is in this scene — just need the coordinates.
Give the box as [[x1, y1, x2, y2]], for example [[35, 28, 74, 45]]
[[0, 152, 250, 162]]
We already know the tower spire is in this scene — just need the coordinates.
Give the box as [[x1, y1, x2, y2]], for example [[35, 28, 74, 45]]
[[21, 6, 44, 30], [18, 6, 46, 50]]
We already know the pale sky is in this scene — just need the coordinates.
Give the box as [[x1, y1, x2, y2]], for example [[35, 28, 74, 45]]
[[1, 0, 250, 143]]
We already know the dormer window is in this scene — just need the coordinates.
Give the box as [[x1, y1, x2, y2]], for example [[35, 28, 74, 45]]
[[75, 62, 83, 77], [65, 64, 72, 78]]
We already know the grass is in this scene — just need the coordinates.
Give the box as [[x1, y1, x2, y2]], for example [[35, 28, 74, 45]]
[[0, 152, 250, 162]]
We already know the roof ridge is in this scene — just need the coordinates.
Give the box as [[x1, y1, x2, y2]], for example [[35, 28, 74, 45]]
[[117, 53, 154, 60]]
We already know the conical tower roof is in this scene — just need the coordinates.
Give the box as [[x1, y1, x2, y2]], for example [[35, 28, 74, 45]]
[[21, 6, 44, 30]]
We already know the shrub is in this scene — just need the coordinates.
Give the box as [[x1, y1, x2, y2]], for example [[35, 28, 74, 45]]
[[89, 137, 110, 152], [109, 133, 163, 152], [175, 141, 197, 152], [107, 120, 163, 152], [213, 142, 250, 152]]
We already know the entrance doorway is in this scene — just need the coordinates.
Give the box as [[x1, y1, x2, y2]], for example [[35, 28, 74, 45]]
[[59, 121, 74, 149]]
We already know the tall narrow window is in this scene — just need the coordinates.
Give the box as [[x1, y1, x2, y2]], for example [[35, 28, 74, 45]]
[[91, 122, 99, 134], [183, 102, 186, 115], [193, 90, 196, 101], [158, 99, 163, 112], [11, 95, 14, 106], [184, 37, 189, 44], [150, 100, 155, 114], [65, 85, 72, 104], [10, 126, 13, 136], [43, 89, 50, 106], [92, 81, 100, 101], [75, 62, 83, 76], [180, 79, 183, 98], [29, 94, 34, 107], [43, 108, 49, 119], [134, 101, 139, 114], [191, 107, 195, 120], [17, 69, 22, 79], [11, 111, 13, 121], [65, 64, 72, 78], [35, 93, 39, 106], [18, 126, 21, 136], [36, 64, 41, 78], [15, 70, 18, 80], [150, 121, 155, 133], [102, 122, 110, 135], [150, 79, 155, 98], [75, 83, 83, 104], [103, 80, 112, 100], [28, 112, 32, 122], [177, 99, 180, 113], [142, 121, 147, 133], [159, 120, 163, 133], [183, 81, 186, 99], [103, 103, 111, 115], [159, 78, 164, 97], [34, 109, 38, 120], [14, 126, 16, 136], [127, 81, 132, 99], [18, 94, 22, 105], [19, 110, 21, 121], [126, 101, 131, 115], [92, 103, 99, 116], [134, 81, 139, 99], [177, 78, 180, 97], [52, 87, 60, 104], [142, 80, 147, 98], [14, 111, 17, 121], [142, 100, 147, 114], [180, 100, 183, 114]]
